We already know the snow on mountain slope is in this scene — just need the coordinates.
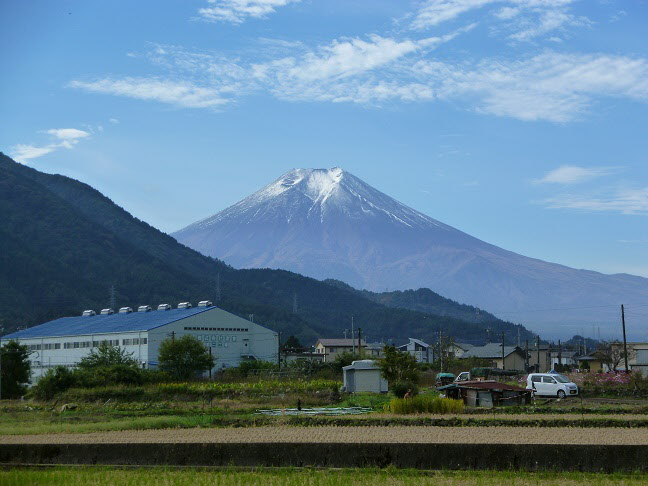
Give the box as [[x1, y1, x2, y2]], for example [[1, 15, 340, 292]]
[[173, 168, 648, 338]]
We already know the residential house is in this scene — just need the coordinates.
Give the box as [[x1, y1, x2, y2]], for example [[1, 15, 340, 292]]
[[527, 344, 552, 373], [549, 350, 578, 370], [397, 338, 433, 363], [314, 338, 367, 362], [460, 343, 527, 371], [576, 350, 610, 372], [450, 342, 474, 358], [609, 342, 648, 376], [365, 342, 386, 359]]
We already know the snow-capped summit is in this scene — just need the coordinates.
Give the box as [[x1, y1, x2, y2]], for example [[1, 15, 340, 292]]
[[173, 167, 648, 337], [183, 167, 449, 230]]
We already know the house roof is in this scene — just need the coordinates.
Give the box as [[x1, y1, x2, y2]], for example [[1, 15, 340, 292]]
[[3, 306, 217, 339], [342, 359, 379, 371], [397, 338, 431, 349], [549, 351, 578, 358], [454, 342, 475, 351], [316, 338, 367, 347], [461, 343, 523, 359], [365, 342, 385, 350]]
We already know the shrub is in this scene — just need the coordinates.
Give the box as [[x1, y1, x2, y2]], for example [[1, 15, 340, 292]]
[[390, 381, 419, 398], [236, 360, 278, 378], [30, 366, 77, 400], [385, 395, 464, 414]]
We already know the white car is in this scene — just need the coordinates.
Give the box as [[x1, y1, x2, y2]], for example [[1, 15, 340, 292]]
[[527, 373, 579, 398]]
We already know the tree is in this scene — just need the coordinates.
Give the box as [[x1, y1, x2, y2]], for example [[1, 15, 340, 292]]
[[158, 335, 215, 380], [77, 342, 138, 370], [603, 341, 636, 371], [1, 340, 31, 399], [378, 346, 420, 384], [331, 351, 359, 373], [31, 366, 76, 401], [283, 335, 303, 350]]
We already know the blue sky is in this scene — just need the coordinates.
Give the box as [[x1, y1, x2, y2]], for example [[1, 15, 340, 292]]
[[1, 0, 647, 278]]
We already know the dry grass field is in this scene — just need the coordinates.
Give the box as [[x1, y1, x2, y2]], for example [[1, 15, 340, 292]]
[[2, 425, 648, 445]]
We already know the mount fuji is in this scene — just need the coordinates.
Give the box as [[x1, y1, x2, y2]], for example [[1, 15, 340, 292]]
[[173, 167, 648, 338]]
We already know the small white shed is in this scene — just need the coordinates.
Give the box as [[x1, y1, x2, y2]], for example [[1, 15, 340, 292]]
[[342, 360, 388, 393]]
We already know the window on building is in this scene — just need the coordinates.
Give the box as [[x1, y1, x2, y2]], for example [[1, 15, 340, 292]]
[[141, 338, 147, 344]]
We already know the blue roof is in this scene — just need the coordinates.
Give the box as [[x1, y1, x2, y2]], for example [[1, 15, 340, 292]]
[[3, 306, 216, 339]]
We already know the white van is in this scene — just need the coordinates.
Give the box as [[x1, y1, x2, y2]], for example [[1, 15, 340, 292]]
[[526, 373, 578, 398]]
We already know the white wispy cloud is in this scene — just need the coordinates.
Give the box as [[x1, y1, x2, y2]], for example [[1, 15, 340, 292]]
[[411, 0, 496, 29], [69, 36, 648, 122], [544, 187, 648, 214], [69, 78, 232, 110], [11, 128, 91, 163], [412, 52, 648, 122], [11, 144, 57, 163], [411, 0, 585, 42], [535, 165, 617, 184], [198, 0, 299, 24]]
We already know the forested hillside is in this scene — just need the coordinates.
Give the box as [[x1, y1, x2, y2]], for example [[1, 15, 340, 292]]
[[0, 153, 536, 346]]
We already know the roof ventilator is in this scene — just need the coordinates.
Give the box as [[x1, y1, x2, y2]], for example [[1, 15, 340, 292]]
[[138, 305, 152, 312], [157, 304, 171, 311], [82, 310, 96, 317], [198, 300, 213, 307], [100, 308, 114, 315], [118, 307, 133, 314], [178, 302, 192, 309]]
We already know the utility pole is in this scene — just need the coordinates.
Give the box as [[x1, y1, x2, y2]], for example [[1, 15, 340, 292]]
[[536, 335, 540, 373], [501, 332, 506, 370], [517, 327, 521, 347], [0, 326, 4, 401], [358, 328, 362, 357], [343, 329, 349, 339], [209, 347, 212, 380], [278, 332, 282, 371], [109, 285, 116, 310], [622, 304, 629, 373], [558, 339, 562, 368], [351, 316, 355, 354], [439, 329, 444, 372], [525, 339, 529, 371]]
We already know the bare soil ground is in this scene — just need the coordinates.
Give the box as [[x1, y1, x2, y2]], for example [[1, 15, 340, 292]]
[[2, 425, 648, 445]]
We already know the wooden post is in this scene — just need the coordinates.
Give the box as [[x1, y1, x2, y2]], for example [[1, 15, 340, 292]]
[[622, 305, 629, 373]]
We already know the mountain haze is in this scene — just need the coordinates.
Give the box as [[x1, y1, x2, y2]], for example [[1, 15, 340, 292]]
[[174, 167, 648, 339]]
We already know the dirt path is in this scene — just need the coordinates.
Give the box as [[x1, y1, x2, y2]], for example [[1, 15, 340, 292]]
[[3, 426, 648, 445]]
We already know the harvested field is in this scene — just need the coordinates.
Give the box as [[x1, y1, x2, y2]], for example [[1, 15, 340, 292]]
[[3, 425, 648, 445]]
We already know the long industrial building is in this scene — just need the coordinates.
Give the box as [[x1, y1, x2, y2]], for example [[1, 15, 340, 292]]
[[2, 301, 279, 380]]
